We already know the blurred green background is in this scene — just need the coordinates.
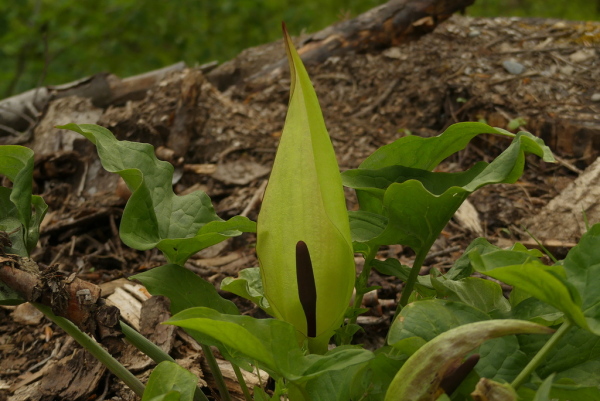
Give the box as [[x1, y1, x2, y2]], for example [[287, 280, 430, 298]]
[[1, 0, 598, 98]]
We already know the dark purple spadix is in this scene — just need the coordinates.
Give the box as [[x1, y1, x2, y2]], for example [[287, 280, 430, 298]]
[[296, 241, 317, 337]]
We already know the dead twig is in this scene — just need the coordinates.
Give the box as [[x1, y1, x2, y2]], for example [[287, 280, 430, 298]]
[[241, 180, 268, 218]]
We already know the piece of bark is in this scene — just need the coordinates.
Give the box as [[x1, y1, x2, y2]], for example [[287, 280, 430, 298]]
[[40, 348, 106, 400], [167, 69, 206, 157], [7, 381, 43, 401], [529, 117, 600, 166], [454, 199, 484, 235], [140, 296, 175, 355], [9, 364, 53, 393], [120, 295, 176, 372], [106, 285, 150, 331], [11, 302, 44, 326], [29, 96, 103, 155], [208, 0, 474, 90], [521, 156, 600, 242], [212, 160, 271, 186]]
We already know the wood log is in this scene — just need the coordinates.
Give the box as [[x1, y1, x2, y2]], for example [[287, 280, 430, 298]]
[[0, 62, 187, 141], [208, 0, 475, 90]]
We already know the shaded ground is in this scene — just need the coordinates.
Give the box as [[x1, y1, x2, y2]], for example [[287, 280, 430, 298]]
[[1, 14, 599, 400]]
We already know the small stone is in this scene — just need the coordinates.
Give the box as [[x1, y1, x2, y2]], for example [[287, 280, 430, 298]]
[[382, 47, 403, 60], [502, 60, 525, 75], [560, 65, 575, 76], [12, 302, 44, 325], [592, 93, 600, 102], [551, 21, 568, 30], [468, 29, 481, 37], [569, 49, 596, 63]]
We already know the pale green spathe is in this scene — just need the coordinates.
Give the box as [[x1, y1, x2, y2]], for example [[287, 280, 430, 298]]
[[256, 27, 355, 353]]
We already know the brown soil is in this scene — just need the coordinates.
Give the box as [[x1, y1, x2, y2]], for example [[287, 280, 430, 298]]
[[1, 14, 599, 400]]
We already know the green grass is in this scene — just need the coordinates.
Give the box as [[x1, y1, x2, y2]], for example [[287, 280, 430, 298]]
[[1, 0, 597, 99]]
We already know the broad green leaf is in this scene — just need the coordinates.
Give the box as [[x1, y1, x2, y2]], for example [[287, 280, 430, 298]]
[[59, 123, 255, 265], [519, 326, 600, 385], [220, 267, 273, 316], [390, 300, 536, 384], [563, 224, 600, 334], [167, 307, 373, 382], [532, 373, 554, 401], [384, 319, 552, 401], [169, 308, 285, 376], [371, 258, 433, 296], [470, 251, 589, 330], [147, 392, 181, 401], [348, 210, 387, 244], [510, 286, 535, 308], [389, 337, 427, 358], [302, 364, 363, 401], [343, 161, 487, 201], [445, 238, 543, 281], [346, 178, 469, 253], [255, 28, 355, 353], [549, 383, 600, 401], [142, 361, 196, 401], [132, 264, 238, 315], [388, 300, 490, 344], [349, 349, 407, 401], [431, 276, 511, 317], [371, 258, 412, 281], [519, 383, 600, 401], [253, 387, 276, 401], [342, 129, 555, 255], [517, 326, 600, 400], [0, 188, 25, 254], [302, 347, 405, 401], [0, 145, 48, 256], [511, 297, 564, 326], [359, 123, 512, 171], [476, 336, 531, 383]]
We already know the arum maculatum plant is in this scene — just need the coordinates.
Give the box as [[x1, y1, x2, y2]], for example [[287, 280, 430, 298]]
[[255, 24, 355, 354], [3, 23, 600, 401]]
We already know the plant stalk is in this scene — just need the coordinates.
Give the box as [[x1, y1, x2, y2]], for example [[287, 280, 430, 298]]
[[511, 319, 573, 390], [349, 247, 379, 325], [396, 249, 428, 313], [201, 343, 232, 401], [120, 320, 176, 364], [120, 321, 209, 401], [232, 364, 253, 401], [33, 303, 145, 397]]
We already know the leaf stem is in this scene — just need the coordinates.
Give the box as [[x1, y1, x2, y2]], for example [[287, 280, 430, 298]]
[[120, 320, 176, 363], [396, 249, 428, 312], [120, 321, 209, 401], [201, 343, 232, 401], [232, 364, 253, 401], [349, 247, 379, 326], [33, 303, 145, 397], [511, 319, 573, 390]]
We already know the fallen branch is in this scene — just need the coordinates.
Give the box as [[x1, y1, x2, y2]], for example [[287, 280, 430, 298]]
[[0, 251, 120, 338]]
